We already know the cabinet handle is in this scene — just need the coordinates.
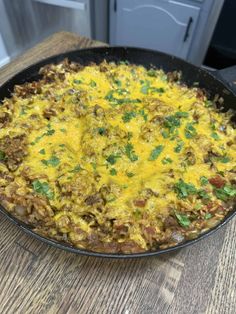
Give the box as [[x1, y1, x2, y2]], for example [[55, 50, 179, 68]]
[[114, 0, 117, 12], [183, 17, 193, 42]]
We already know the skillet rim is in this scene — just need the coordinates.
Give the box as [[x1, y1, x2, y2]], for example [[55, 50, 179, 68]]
[[0, 45, 235, 258]]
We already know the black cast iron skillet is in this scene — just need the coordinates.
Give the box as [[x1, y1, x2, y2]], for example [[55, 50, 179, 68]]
[[0, 47, 235, 258]]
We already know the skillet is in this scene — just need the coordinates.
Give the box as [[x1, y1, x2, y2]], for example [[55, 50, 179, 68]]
[[0, 46, 235, 258]]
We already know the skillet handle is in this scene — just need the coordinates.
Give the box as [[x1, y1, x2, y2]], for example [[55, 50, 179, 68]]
[[211, 65, 236, 94]]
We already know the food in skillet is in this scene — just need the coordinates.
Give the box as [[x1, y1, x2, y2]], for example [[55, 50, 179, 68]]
[[0, 59, 235, 253]]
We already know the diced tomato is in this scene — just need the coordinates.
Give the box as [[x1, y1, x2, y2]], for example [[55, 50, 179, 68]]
[[209, 175, 226, 188]]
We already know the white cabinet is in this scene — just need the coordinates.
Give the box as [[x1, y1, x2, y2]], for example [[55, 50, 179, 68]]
[[110, 0, 200, 60]]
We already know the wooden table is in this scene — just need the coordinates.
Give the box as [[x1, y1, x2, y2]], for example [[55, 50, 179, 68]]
[[0, 32, 235, 314]]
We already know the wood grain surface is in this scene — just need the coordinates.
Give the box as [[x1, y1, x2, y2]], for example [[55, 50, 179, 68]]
[[0, 32, 235, 314]]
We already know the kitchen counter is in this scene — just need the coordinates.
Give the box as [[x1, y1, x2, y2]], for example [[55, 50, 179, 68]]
[[0, 32, 235, 314]]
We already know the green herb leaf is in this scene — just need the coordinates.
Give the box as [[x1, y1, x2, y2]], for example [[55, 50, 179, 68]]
[[39, 149, 46, 155], [41, 155, 60, 167], [185, 123, 197, 139], [162, 130, 169, 139], [106, 154, 121, 165], [60, 128, 66, 133], [147, 69, 157, 77], [114, 79, 122, 87], [219, 156, 230, 163], [97, 127, 106, 135], [122, 111, 137, 123], [198, 189, 210, 199], [0, 150, 6, 161], [32, 180, 54, 200], [126, 172, 135, 177], [89, 80, 97, 87], [204, 213, 212, 220], [139, 109, 148, 122], [125, 143, 138, 162], [214, 185, 236, 201], [174, 141, 184, 153], [91, 162, 97, 170], [148, 145, 164, 161], [46, 129, 55, 136], [175, 212, 191, 227], [175, 112, 189, 118], [174, 179, 197, 199], [211, 132, 220, 140], [200, 176, 208, 186], [140, 81, 150, 94], [73, 79, 82, 84], [69, 165, 82, 173], [162, 157, 173, 165], [110, 168, 117, 176]]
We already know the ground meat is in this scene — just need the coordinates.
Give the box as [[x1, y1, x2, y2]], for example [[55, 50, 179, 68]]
[[0, 112, 11, 128], [0, 134, 27, 171], [14, 81, 42, 98], [85, 193, 104, 206], [43, 107, 57, 119]]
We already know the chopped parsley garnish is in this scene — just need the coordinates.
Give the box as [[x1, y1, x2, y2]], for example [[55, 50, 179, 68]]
[[174, 179, 197, 199], [162, 131, 169, 139], [200, 176, 208, 186], [198, 189, 210, 199], [97, 127, 106, 135], [126, 172, 134, 177], [219, 156, 230, 163], [105, 90, 141, 106], [175, 212, 191, 227], [114, 79, 122, 87], [162, 157, 173, 164], [175, 112, 189, 118], [45, 129, 55, 136], [139, 109, 148, 122], [32, 180, 54, 200], [164, 115, 180, 133], [174, 141, 184, 153], [122, 111, 136, 123], [39, 149, 46, 155], [89, 80, 97, 87], [60, 128, 66, 133], [140, 80, 165, 94], [125, 143, 138, 162], [41, 155, 60, 167], [127, 132, 133, 140], [91, 162, 97, 170], [204, 213, 212, 220], [185, 123, 197, 139], [20, 108, 27, 116], [106, 154, 121, 165], [59, 144, 66, 148], [69, 165, 82, 173], [211, 132, 220, 140], [73, 79, 82, 84], [147, 69, 157, 77], [214, 185, 236, 201], [148, 145, 164, 161], [110, 168, 117, 176], [0, 150, 6, 161]]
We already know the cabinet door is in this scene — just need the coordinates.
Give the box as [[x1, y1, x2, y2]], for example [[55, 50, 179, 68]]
[[111, 0, 200, 59]]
